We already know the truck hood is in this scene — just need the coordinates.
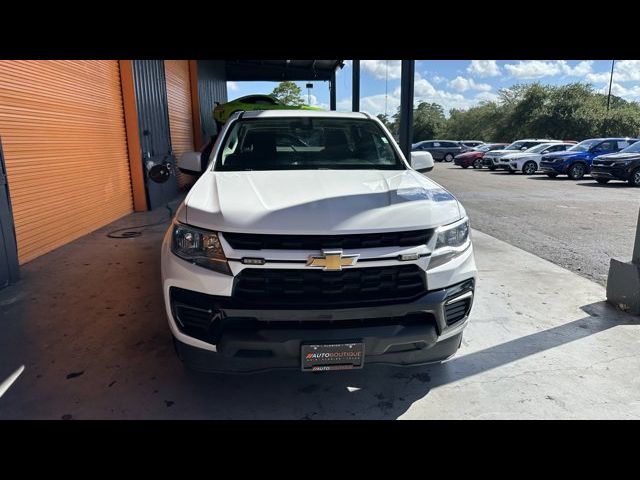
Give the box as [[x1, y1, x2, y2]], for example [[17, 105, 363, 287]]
[[182, 169, 462, 235]]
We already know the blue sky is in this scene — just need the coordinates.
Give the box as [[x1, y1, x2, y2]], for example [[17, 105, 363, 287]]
[[227, 60, 640, 117]]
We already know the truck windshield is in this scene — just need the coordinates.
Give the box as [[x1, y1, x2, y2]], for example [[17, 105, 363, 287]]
[[215, 117, 404, 171]]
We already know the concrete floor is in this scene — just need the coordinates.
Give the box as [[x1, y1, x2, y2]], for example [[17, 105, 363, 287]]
[[1, 204, 639, 419], [428, 163, 640, 286]]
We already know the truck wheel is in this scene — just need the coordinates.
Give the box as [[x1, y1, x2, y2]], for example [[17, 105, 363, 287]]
[[546, 172, 558, 178], [596, 178, 610, 184], [522, 161, 537, 175], [473, 159, 483, 169], [567, 163, 586, 180], [629, 168, 640, 187], [444, 153, 454, 162]]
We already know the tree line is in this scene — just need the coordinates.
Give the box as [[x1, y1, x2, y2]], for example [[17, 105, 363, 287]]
[[377, 83, 640, 143]]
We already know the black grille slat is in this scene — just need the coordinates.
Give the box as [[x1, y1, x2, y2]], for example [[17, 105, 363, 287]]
[[234, 265, 426, 307], [444, 298, 471, 326], [223, 230, 434, 251]]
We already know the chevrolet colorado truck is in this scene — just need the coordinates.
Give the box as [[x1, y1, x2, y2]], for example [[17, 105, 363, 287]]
[[161, 110, 476, 373]]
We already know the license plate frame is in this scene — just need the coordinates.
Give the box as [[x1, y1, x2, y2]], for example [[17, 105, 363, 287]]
[[301, 342, 364, 372]]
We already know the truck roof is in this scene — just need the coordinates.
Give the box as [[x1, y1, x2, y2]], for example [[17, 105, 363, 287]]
[[240, 110, 370, 119]]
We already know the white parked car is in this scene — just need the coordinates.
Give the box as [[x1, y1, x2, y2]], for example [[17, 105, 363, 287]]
[[160, 110, 476, 373], [482, 139, 563, 170], [501, 142, 576, 174]]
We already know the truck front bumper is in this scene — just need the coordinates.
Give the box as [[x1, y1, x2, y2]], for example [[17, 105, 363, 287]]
[[169, 279, 474, 372]]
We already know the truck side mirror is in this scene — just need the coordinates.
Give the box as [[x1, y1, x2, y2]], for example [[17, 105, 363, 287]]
[[177, 151, 203, 175], [410, 151, 434, 173]]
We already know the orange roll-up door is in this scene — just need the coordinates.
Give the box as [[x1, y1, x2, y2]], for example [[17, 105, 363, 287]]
[[164, 60, 196, 189], [0, 60, 133, 264]]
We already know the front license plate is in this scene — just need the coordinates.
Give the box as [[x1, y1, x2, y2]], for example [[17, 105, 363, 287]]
[[301, 342, 364, 371]]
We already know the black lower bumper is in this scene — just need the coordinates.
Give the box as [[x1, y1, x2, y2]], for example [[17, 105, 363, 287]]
[[169, 279, 474, 372]]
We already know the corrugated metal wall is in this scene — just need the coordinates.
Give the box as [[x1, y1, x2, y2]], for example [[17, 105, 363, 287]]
[[196, 60, 228, 142], [132, 60, 178, 209], [164, 60, 196, 189], [0, 60, 133, 264]]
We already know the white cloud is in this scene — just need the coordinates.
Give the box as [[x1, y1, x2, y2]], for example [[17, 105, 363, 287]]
[[227, 81, 239, 91], [597, 82, 640, 100], [432, 75, 446, 84], [503, 60, 593, 79], [360, 60, 402, 80], [449, 76, 492, 92], [306, 93, 328, 109], [467, 60, 500, 77], [588, 60, 640, 84], [586, 71, 611, 83]]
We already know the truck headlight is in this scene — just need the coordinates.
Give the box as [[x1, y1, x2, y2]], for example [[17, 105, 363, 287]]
[[429, 218, 471, 269], [171, 223, 231, 275]]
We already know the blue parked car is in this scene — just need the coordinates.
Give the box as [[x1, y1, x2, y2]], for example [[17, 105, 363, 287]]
[[539, 138, 639, 180]]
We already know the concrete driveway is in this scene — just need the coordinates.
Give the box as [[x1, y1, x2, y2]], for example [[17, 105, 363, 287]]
[[1, 207, 639, 419]]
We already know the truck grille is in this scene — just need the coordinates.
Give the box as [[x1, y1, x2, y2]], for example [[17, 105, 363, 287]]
[[222, 230, 433, 251], [233, 265, 426, 307]]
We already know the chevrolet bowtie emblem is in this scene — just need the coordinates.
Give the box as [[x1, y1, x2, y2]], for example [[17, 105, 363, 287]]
[[307, 249, 359, 271]]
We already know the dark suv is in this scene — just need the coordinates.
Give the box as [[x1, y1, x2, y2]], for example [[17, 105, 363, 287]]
[[412, 140, 469, 162], [591, 140, 640, 186]]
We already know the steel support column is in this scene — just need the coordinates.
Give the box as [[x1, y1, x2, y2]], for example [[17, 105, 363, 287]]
[[330, 71, 336, 111], [398, 60, 415, 160], [352, 60, 360, 112]]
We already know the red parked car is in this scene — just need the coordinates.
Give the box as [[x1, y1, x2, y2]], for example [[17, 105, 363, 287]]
[[454, 143, 509, 169]]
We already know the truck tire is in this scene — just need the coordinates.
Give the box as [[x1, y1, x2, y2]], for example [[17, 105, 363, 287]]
[[567, 163, 586, 180]]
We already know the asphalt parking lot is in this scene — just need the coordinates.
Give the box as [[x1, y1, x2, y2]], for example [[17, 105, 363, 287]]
[[427, 163, 640, 285]]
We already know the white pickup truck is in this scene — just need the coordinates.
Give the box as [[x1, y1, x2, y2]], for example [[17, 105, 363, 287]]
[[160, 110, 476, 373]]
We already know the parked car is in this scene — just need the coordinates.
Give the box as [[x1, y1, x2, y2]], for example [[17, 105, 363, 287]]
[[459, 140, 484, 148], [482, 139, 562, 170], [412, 140, 470, 162], [501, 142, 576, 174], [164, 110, 475, 373], [454, 143, 509, 169], [590, 140, 640, 186], [539, 138, 639, 180], [213, 94, 322, 128]]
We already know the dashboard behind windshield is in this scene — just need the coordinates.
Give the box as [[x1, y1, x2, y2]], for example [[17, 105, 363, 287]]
[[215, 117, 404, 171]]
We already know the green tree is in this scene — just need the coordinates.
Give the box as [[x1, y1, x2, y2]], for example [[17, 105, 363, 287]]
[[377, 113, 394, 132], [270, 81, 305, 106], [391, 102, 446, 142], [438, 82, 640, 142]]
